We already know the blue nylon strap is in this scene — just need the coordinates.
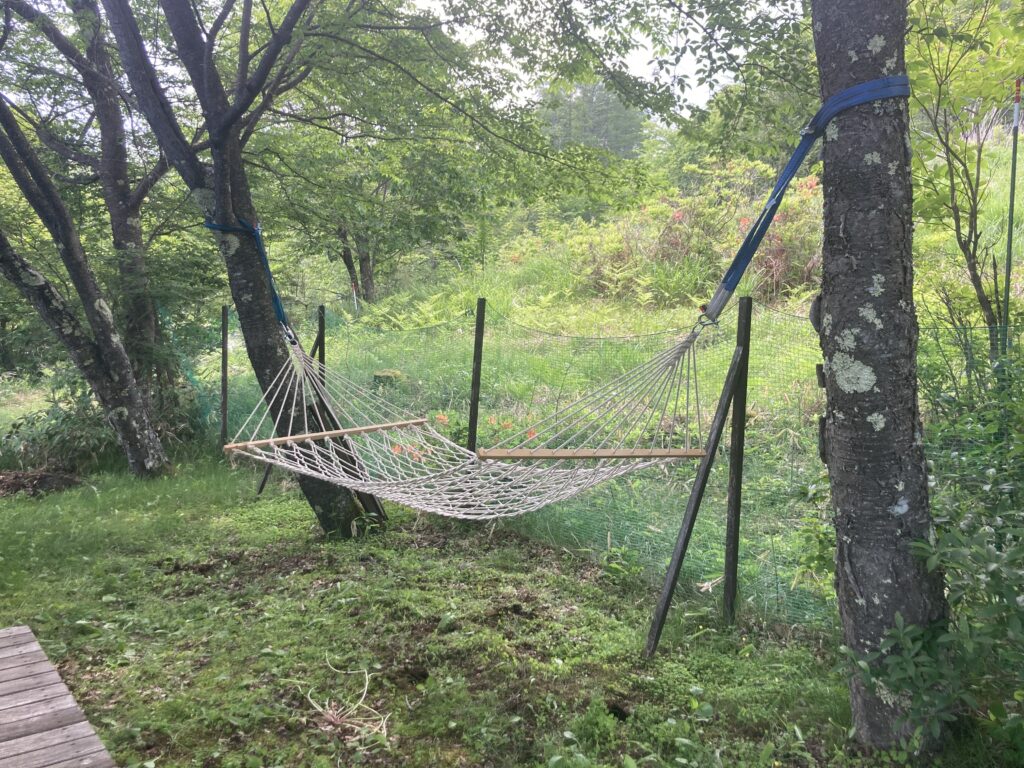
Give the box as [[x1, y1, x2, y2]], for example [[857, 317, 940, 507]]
[[204, 218, 291, 330], [703, 75, 910, 320]]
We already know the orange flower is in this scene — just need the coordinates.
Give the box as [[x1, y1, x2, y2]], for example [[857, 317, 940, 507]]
[[391, 444, 403, 455], [435, 413, 449, 425], [502, 421, 512, 430], [527, 428, 538, 440], [487, 416, 497, 425]]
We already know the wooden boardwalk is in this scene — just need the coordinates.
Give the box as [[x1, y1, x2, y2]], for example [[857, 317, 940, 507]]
[[0, 626, 114, 767]]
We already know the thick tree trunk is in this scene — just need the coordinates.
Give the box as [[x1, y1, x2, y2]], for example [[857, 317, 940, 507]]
[[101, 0, 368, 535], [212, 137, 365, 535], [810, 0, 948, 749], [69, 0, 163, 389]]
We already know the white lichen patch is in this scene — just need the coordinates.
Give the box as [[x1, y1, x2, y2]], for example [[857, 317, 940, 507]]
[[822, 313, 833, 336], [837, 328, 859, 352], [190, 187, 216, 217], [864, 152, 882, 166], [94, 298, 115, 325], [859, 305, 883, 330], [869, 274, 886, 297], [825, 122, 839, 142], [867, 412, 886, 431], [883, 53, 898, 74], [831, 352, 876, 393], [848, 50, 859, 62], [876, 680, 912, 709], [887, 161, 899, 176], [22, 267, 46, 286], [867, 35, 886, 54], [219, 234, 241, 258], [126, 216, 142, 229], [888, 497, 909, 516]]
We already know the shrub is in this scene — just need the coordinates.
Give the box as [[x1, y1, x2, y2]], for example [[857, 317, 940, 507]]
[[852, 351, 1024, 754]]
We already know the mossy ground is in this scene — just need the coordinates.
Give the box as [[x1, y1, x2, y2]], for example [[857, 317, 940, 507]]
[[0, 460, 1010, 767]]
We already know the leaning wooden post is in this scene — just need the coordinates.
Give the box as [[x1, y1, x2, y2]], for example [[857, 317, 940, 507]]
[[467, 297, 487, 452], [723, 297, 752, 625], [645, 325, 744, 659], [317, 304, 326, 386], [220, 304, 229, 445]]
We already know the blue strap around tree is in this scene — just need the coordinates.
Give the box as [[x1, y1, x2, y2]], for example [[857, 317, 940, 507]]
[[702, 75, 910, 322], [204, 218, 291, 330]]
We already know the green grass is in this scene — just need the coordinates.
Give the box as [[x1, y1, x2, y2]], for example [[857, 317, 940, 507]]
[[0, 378, 47, 433], [0, 460, 1014, 767]]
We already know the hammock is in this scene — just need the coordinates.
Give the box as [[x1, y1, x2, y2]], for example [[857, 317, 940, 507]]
[[226, 326, 707, 519], [221, 77, 910, 519]]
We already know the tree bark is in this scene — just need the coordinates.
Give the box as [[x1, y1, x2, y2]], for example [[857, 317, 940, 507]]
[[354, 231, 375, 302], [336, 226, 361, 296], [101, 0, 367, 535], [810, 0, 948, 748]]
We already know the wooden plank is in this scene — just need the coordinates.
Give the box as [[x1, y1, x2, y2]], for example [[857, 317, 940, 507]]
[[0, 704, 84, 743], [223, 417, 428, 452], [0, 721, 96, 761], [0, 626, 31, 641], [0, 660, 53, 684], [477, 447, 706, 460], [0, 640, 44, 661], [0, 648, 46, 672], [0, 669, 63, 697], [44, 753, 116, 768], [0, 626, 115, 768], [0, 631, 35, 651], [0, 682, 70, 712], [1, 737, 109, 768], [0, 734, 109, 768], [0, 693, 79, 726]]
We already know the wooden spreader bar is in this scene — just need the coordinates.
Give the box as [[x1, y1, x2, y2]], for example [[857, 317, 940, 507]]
[[477, 447, 705, 460], [224, 418, 428, 452]]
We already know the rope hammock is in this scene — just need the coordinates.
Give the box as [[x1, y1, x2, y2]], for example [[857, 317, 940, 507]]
[[220, 76, 910, 519]]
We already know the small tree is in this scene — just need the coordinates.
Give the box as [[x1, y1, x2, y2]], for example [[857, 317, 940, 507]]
[[908, 0, 1022, 358]]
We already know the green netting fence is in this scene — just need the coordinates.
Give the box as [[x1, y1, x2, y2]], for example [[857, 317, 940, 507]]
[[205, 300, 1022, 629]]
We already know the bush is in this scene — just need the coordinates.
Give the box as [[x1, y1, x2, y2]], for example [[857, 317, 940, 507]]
[[853, 351, 1024, 754], [0, 369, 211, 472]]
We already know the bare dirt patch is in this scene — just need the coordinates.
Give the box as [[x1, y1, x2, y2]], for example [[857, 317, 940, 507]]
[[0, 469, 80, 497]]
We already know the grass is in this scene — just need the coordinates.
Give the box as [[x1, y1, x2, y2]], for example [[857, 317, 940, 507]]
[[0, 459, 1014, 767], [0, 377, 47, 433]]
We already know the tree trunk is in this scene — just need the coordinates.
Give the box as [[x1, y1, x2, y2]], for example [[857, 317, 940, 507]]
[[101, 0, 370, 535], [337, 226, 361, 296], [354, 231, 375, 302], [0, 90, 170, 477], [0, 230, 168, 475], [810, 0, 948, 749]]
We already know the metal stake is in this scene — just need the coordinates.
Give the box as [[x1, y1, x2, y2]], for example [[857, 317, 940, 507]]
[[724, 297, 752, 625], [467, 297, 486, 452]]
